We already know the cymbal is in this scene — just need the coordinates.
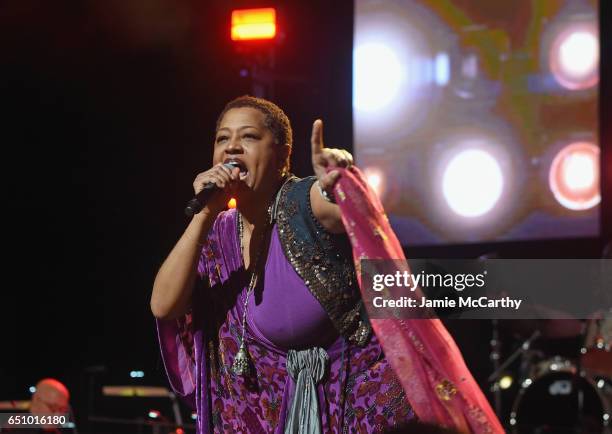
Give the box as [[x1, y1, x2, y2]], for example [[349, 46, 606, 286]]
[[102, 386, 171, 398], [499, 318, 584, 339]]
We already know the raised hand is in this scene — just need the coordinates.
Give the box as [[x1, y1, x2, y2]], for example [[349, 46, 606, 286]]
[[310, 119, 354, 196]]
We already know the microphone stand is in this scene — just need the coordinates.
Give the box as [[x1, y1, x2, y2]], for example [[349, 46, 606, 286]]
[[169, 392, 183, 429], [83, 365, 106, 434]]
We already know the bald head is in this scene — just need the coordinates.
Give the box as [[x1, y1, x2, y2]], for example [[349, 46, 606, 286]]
[[30, 378, 70, 415]]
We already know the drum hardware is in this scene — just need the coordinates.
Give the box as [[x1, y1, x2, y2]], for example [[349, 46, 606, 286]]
[[489, 330, 542, 386], [88, 415, 195, 434], [488, 329, 542, 426], [509, 357, 610, 433], [490, 319, 502, 416], [507, 316, 612, 433], [581, 315, 612, 379], [85, 386, 187, 434]]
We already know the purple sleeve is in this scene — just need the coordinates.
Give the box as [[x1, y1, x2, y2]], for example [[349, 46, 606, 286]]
[[155, 210, 235, 422], [156, 241, 211, 410], [156, 316, 197, 404]]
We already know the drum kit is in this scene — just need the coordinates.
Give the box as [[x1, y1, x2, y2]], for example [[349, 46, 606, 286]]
[[492, 313, 612, 433]]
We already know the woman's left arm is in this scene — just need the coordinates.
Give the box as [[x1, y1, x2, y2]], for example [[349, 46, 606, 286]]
[[310, 119, 353, 234]]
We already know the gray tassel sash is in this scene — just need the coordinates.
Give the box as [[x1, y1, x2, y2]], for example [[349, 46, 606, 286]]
[[284, 347, 329, 434]]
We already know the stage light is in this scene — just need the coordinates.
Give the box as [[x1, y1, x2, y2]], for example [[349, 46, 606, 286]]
[[499, 375, 513, 390], [434, 52, 450, 87], [549, 142, 600, 211], [363, 167, 385, 198], [148, 410, 160, 419], [549, 24, 598, 90], [353, 43, 404, 112], [29, 386, 36, 394], [353, 1, 450, 146], [559, 32, 597, 76], [130, 370, 145, 378], [231, 8, 276, 41], [227, 198, 237, 209], [191, 412, 197, 421], [442, 149, 504, 218]]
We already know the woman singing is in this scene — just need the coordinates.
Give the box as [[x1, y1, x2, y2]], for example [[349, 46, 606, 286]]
[[151, 96, 503, 433]]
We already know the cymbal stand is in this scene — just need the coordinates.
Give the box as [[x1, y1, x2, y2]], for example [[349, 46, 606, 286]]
[[488, 330, 541, 385], [489, 319, 502, 416]]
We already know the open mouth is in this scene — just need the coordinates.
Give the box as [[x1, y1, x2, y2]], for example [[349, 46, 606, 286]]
[[225, 159, 249, 181]]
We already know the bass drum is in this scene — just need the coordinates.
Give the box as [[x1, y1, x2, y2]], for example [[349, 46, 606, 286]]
[[510, 358, 610, 433]]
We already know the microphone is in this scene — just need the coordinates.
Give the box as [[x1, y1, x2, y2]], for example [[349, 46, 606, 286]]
[[185, 162, 239, 216]]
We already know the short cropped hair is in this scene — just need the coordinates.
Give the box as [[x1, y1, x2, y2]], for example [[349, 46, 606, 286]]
[[216, 95, 292, 172]]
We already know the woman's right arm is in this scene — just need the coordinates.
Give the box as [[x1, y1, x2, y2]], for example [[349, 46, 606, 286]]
[[150, 210, 216, 320], [150, 164, 240, 320]]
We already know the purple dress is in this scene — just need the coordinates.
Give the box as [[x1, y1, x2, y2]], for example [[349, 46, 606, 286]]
[[157, 209, 415, 433]]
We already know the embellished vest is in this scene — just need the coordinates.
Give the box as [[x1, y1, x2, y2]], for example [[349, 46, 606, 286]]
[[274, 175, 371, 346]]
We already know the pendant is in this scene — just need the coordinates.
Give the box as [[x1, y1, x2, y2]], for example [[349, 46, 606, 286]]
[[231, 341, 251, 376]]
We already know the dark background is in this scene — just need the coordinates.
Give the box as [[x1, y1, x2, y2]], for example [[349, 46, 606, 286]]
[[0, 0, 610, 430]]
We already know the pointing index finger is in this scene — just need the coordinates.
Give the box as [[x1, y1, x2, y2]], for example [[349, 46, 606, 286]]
[[311, 119, 324, 155]]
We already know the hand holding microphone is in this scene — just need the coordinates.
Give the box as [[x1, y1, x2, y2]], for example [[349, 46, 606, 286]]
[[185, 162, 241, 216]]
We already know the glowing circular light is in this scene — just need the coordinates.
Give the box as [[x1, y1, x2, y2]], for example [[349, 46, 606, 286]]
[[354, 43, 404, 112], [564, 153, 595, 190], [227, 198, 237, 209], [560, 32, 598, 76], [442, 149, 504, 218], [549, 142, 600, 210], [363, 167, 385, 197], [550, 26, 599, 90], [499, 375, 513, 390]]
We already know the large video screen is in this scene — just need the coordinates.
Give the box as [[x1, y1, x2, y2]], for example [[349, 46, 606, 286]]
[[353, 0, 599, 245]]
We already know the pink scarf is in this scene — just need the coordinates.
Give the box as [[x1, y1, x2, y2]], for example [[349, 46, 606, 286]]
[[334, 166, 504, 434]]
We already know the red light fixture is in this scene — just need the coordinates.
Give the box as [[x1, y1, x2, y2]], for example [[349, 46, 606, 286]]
[[549, 23, 599, 90], [549, 141, 600, 210], [231, 8, 276, 41]]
